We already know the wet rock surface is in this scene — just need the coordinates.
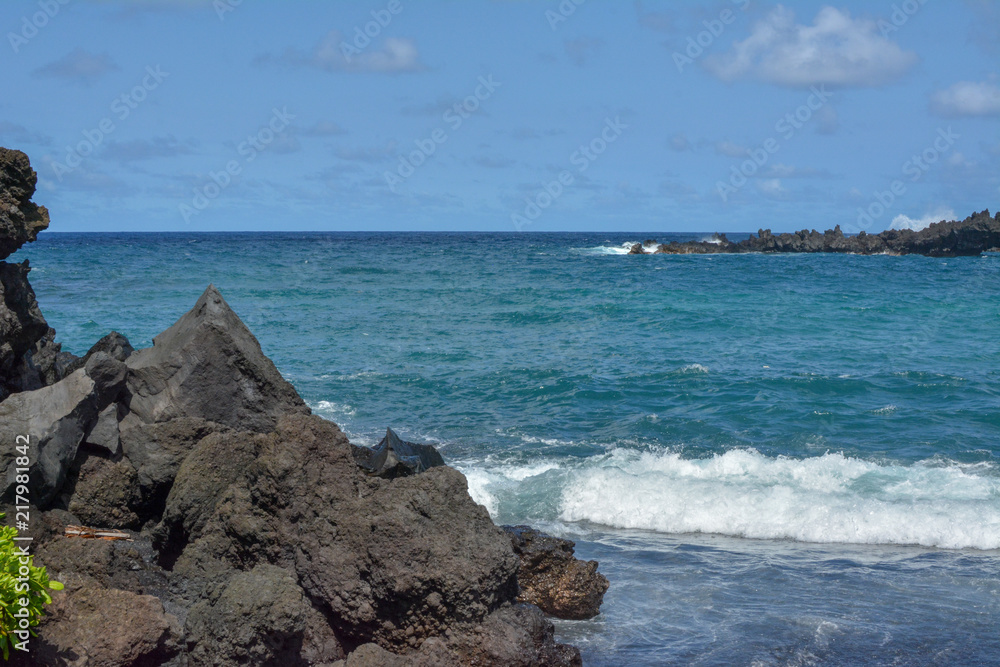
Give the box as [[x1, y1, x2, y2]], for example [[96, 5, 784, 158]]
[[352, 427, 446, 479], [504, 525, 609, 620]]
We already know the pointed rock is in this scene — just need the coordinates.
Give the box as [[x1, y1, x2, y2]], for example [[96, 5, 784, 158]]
[[352, 427, 446, 479], [125, 285, 309, 432]]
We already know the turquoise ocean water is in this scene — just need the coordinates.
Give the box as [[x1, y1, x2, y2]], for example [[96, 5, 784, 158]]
[[13, 232, 1000, 665]]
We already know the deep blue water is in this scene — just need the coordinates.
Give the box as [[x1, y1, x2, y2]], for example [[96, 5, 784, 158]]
[[12, 232, 1000, 665]]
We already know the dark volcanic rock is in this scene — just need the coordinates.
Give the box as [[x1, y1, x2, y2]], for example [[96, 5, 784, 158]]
[[504, 525, 609, 620], [185, 563, 344, 666], [125, 284, 309, 432], [11, 279, 586, 665], [0, 369, 100, 506], [175, 414, 521, 651], [0, 147, 49, 261], [0, 260, 50, 399], [11, 586, 183, 667], [62, 330, 133, 377], [337, 605, 581, 666], [118, 415, 227, 525], [646, 209, 1000, 257], [352, 427, 446, 479], [154, 428, 274, 560]]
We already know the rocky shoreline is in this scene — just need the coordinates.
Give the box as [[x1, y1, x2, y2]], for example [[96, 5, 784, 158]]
[[0, 148, 607, 666], [627, 209, 1000, 257]]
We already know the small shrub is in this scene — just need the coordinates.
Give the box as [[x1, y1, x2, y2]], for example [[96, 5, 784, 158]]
[[0, 514, 63, 660]]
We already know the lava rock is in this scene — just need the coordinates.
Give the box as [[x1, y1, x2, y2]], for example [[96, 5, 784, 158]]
[[10, 586, 183, 667], [84, 403, 121, 456], [649, 210, 1000, 257], [154, 428, 275, 561], [62, 330, 134, 377], [0, 369, 100, 506], [125, 284, 309, 432], [184, 563, 344, 666], [503, 525, 609, 620], [352, 427, 446, 479], [335, 605, 582, 666], [118, 415, 227, 524], [0, 260, 50, 400], [174, 414, 520, 651], [0, 147, 49, 261]]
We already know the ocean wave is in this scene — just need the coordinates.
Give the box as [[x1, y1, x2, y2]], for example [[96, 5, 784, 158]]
[[558, 448, 1000, 549]]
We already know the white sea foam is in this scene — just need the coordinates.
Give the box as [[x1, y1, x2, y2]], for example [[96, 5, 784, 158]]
[[889, 207, 955, 232], [679, 363, 709, 374], [558, 448, 1000, 549], [310, 400, 357, 418], [462, 468, 500, 516]]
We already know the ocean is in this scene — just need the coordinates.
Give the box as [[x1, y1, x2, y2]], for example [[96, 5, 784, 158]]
[[14, 232, 1000, 665]]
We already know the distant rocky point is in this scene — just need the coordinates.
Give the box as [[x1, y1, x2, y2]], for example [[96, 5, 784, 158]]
[[0, 147, 597, 666], [627, 209, 1000, 257]]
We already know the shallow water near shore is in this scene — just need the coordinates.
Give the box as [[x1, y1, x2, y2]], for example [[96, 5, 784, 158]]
[[14, 232, 1000, 665]]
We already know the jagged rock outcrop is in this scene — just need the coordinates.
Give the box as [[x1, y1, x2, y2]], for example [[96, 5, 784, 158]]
[[0, 148, 72, 400], [352, 427, 446, 479], [172, 414, 520, 650], [124, 284, 309, 432], [0, 353, 127, 506], [0, 147, 49, 261], [0, 149, 591, 664], [641, 209, 1000, 257], [504, 525, 609, 620], [4, 283, 584, 666], [63, 330, 134, 377], [0, 260, 50, 399]]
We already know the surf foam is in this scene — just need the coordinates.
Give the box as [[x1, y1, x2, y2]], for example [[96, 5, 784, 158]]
[[558, 448, 1000, 549]]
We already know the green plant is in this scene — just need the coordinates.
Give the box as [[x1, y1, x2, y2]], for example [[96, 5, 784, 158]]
[[0, 514, 63, 660]]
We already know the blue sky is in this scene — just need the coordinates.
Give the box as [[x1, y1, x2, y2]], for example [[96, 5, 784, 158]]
[[1, 0, 998, 232]]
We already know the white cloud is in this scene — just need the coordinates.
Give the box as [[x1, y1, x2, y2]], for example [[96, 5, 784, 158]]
[[668, 133, 691, 152], [889, 207, 956, 231], [930, 81, 1000, 117], [33, 48, 119, 85], [714, 141, 747, 157], [260, 31, 423, 74], [704, 6, 917, 88], [757, 178, 787, 196], [313, 32, 422, 73]]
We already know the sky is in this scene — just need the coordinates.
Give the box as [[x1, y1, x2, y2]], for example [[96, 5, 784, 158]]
[[0, 0, 998, 233]]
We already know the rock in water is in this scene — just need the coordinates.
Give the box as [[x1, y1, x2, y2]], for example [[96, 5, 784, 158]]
[[503, 525, 609, 620], [0, 147, 49, 261], [353, 427, 446, 478], [125, 284, 309, 432]]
